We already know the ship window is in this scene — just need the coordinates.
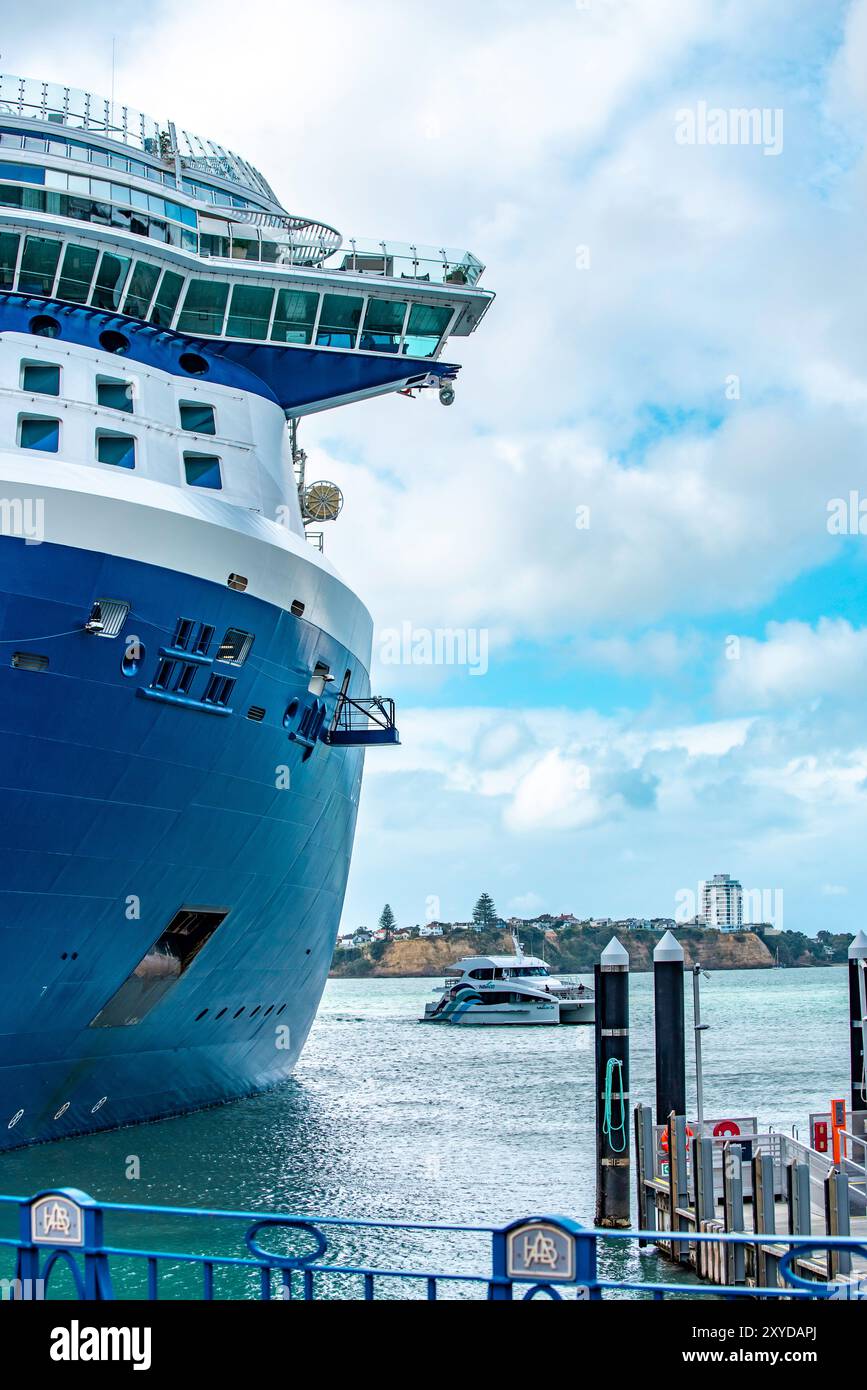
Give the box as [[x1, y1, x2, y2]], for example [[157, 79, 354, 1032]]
[[177, 278, 230, 335], [0, 230, 20, 287], [216, 627, 254, 666], [97, 377, 134, 412], [91, 252, 131, 310], [149, 268, 184, 326], [315, 293, 363, 348], [56, 243, 99, 303], [89, 907, 230, 1028], [122, 260, 161, 317], [271, 288, 319, 344], [203, 673, 236, 707], [469, 968, 495, 979], [227, 573, 248, 591], [96, 431, 136, 469], [403, 303, 453, 359], [179, 401, 216, 434], [183, 451, 222, 490], [173, 617, 196, 650], [360, 297, 407, 353], [18, 235, 61, 295], [18, 415, 59, 452], [12, 652, 49, 671], [226, 283, 273, 339], [21, 361, 61, 396], [194, 622, 215, 655]]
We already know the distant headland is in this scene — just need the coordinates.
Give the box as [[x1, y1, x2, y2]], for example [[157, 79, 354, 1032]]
[[330, 919, 854, 979]]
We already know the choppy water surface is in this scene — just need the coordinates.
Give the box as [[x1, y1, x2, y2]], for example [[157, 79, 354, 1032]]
[[0, 967, 848, 1297]]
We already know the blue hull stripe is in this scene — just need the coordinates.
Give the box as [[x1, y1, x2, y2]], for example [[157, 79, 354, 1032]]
[[0, 535, 366, 1150]]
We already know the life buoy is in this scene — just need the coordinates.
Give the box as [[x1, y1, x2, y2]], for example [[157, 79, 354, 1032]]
[[660, 1123, 694, 1151], [713, 1119, 741, 1139]]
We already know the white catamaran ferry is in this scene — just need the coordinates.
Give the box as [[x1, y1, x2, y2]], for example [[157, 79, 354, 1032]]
[[420, 935, 594, 1026]]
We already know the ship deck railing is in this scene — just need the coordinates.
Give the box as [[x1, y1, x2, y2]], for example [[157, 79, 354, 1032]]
[[2, 1187, 867, 1300]]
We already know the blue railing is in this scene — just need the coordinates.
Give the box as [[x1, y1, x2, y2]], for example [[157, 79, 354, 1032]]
[[1, 1189, 865, 1300]]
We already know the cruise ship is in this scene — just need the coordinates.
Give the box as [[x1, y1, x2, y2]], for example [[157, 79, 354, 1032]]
[[0, 74, 493, 1150]]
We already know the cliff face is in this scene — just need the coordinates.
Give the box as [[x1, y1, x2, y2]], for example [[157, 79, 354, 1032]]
[[330, 927, 775, 978]]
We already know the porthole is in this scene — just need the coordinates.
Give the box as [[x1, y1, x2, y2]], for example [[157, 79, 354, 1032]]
[[179, 351, 209, 376], [276, 1004, 287, 1016], [250, 1005, 261, 1017], [30, 314, 61, 338], [195, 1008, 209, 1021], [8, 1110, 24, 1129], [233, 1006, 245, 1019], [215, 1007, 227, 1019], [283, 699, 299, 728], [263, 1005, 274, 1017], [91, 1096, 107, 1113], [54, 1103, 70, 1120], [99, 329, 130, 355]]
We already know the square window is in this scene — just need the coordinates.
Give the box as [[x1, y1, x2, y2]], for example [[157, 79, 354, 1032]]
[[216, 627, 254, 666], [184, 452, 222, 490], [21, 362, 61, 396], [97, 378, 134, 412], [179, 401, 216, 434], [96, 431, 136, 469], [18, 416, 59, 452]]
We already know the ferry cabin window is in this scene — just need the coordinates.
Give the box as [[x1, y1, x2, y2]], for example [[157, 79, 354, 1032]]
[[149, 269, 185, 326], [56, 243, 99, 303], [403, 303, 453, 359], [18, 236, 61, 295], [0, 230, 20, 287], [316, 293, 363, 348], [122, 260, 161, 317], [18, 415, 60, 452], [469, 968, 495, 979], [226, 283, 273, 339], [360, 297, 407, 353], [92, 252, 131, 311], [21, 361, 61, 396], [96, 431, 136, 469], [183, 452, 222, 489], [97, 377, 134, 413], [270, 288, 318, 344], [179, 402, 216, 434], [177, 278, 230, 335]]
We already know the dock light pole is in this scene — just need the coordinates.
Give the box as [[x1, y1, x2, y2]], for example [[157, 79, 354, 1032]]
[[692, 963, 710, 1133], [594, 936, 630, 1228], [653, 930, 686, 1124], [849, 930, 867, 1137]]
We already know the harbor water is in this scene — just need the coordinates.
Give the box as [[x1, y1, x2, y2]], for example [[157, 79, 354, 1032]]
[[0, 966, 849, 1296]]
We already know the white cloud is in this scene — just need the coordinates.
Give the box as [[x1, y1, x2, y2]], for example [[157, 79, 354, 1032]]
[[716, 619, 867, 710]]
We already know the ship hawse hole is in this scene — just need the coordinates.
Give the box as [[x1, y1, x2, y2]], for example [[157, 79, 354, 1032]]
[[88, 907, 229, 1029], [99, 329, 131, 355], [12, 652, 49, 671], [179, 351, 209, 376], [29, 314, 61, 338]]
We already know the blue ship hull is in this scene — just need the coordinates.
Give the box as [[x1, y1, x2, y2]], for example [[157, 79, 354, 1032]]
[[0, 536, 365, 1151]]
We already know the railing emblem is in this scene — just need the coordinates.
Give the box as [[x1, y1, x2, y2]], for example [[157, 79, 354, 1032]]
[[506, 1221, 576, 1282], [30, 1194, 84, 1246]]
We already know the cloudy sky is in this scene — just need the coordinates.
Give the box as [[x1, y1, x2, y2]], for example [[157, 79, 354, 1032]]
[[11, 1, 867, 934]]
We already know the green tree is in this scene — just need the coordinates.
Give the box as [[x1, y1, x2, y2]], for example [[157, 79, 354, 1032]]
[[378, 903, 396, 939], [472, 893, 498, 930]]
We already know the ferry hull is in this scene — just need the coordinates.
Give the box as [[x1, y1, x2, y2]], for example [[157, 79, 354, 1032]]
[[0, 535, 366, 1150]]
